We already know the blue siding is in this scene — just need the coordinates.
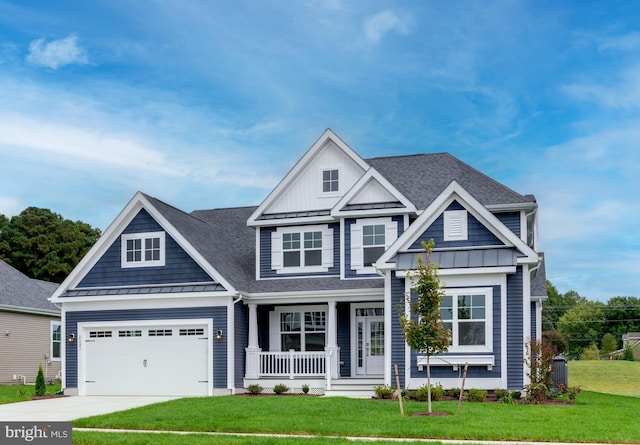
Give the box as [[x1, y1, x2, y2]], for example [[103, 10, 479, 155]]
[[507, 267, 524, 389], [390, 273, 406, 388], [78, 209, 213, 288], [531, 301, 537, 339], [65, 306, 228, 390], [235, 304, 248, 388], [259, 223, 340, 278], [345, 216, 404, 278], [337, 302, 351, 377], [257, 305, 273, 351], [496, 212, 521, 238], [410, 201, 503, 249], [410, 286, 501, 381]]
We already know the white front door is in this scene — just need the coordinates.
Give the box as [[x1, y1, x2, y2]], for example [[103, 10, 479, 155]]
[[355, 308, 384, 376]]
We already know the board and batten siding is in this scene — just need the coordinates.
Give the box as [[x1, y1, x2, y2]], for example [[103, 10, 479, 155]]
[[78, 209, 213, 288], [65, 306, 227, 390], [507, 267, 524, 389], [0, 311, 61, 384]]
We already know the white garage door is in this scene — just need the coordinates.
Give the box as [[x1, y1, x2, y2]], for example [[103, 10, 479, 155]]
[[82, 322, 210, 396]]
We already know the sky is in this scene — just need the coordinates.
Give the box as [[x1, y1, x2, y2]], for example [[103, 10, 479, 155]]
[[0, 1, 638, 302]]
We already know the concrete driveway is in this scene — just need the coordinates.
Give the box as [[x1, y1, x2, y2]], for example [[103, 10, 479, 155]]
[[0, 396, 177, 421]]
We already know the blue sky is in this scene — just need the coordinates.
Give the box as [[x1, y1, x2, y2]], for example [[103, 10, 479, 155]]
[[0, 1, 638, 302]]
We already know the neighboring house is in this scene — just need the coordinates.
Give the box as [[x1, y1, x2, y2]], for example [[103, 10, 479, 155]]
[[622, 333, 640, 360], [51, 129, 546, 397], [0, 259, 61, 384]]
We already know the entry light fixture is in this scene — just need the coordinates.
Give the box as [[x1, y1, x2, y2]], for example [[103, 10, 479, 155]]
[[67, 332, 76, 343], [216, 329, 223, 341], [3, 330, 10, 336]]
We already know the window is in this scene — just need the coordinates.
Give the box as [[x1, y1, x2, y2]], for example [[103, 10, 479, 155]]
[[179, 328, 204, 336], [271, 225, 333, 273], [51, 322, 61, 360], [121, 231, 165, 268], [322, 169, 339, 193], [149, 329, 173, 337], [363, 224, 386, 266], [89, 330, 112, 338], [439, 288, 492, 351], [118, 330, 142, 337], [444, 210, 468, 241], [279, 310, 326, 351]]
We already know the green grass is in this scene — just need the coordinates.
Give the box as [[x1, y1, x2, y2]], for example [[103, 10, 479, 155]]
[[74, 391, 640, 443], [0, 383, 61, 405], [570, 360, 640, 397]]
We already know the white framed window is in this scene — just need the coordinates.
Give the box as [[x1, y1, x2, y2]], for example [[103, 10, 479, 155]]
[[269, 306, 326, 351], [439, 287, 493, 352], [350, 217, 398, 274], [121, 231, 166, 268], [51, 321, 61, 361], [444, 210, 468, 241], [322, 169, 339, 193], [271, 225, 333, 274]]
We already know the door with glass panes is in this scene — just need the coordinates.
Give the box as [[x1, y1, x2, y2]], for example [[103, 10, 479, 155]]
[[355, 307, 384, 375]]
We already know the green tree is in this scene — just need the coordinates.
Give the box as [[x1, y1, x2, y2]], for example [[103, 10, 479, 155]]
[[580, 343, 600, 360], [399, 239, 450, 413], [0, 207, 101, 282], [558, 301, 606, 359], [542, 281, 585, 331], [35, 365, 46, 396], [601, 333, 618, 356], [605, 297, 640, 348]]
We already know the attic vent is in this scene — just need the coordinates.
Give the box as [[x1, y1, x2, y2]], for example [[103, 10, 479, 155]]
[[179, 328, 204, 336], [444, 210, 468, 241]]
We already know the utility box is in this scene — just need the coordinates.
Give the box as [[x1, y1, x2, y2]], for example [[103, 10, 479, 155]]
[[551, 355, 568, 387]]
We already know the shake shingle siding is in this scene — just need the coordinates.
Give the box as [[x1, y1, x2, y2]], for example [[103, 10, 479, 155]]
[[65, 306, 227, 389], [507, 268, 524, 389], [78, 210, 212, 288]]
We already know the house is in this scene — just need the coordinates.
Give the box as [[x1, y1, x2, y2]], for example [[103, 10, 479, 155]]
[[622, 333, 640, 360], [0, 259, 61, 384], [51, 129, 546, 397]]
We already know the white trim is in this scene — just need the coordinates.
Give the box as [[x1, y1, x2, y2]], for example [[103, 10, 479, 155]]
[[522, 264, 531, 387], [53, 291, 235, 305], [58, 295, 234, 312], [227, 299, 235, 394], [318, 166, 341, 197], [439, 287, 493, 353], [256, 228, 261, 280], [406, 376, 504, 390], [269, 305, 328, 352], [384, 271, 393, 386], [77, 318, 213, 397], [417, 354, 494, 371], [397, 266, 516, 278], [271, 225, 334, 274], [350, 302, 384, 377], [121, 231, 165, 268], [51, 320, 62, 362]]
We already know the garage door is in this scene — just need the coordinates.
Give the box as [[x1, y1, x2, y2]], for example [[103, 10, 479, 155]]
[[82, 323, 210, 396]]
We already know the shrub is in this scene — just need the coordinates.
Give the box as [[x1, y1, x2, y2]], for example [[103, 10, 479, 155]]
[[374, 385, 396, 399], [566, 386, 581, 401], [511, 390, 522, 400], [447, 387, 462, 399], [493, 388, 510, 400], [431, 383, 445, 401], [35, 365, 46, 396], [466, 388, 487, 402], [301, 384, 310, 394], [415, 384, 429, 402], [525, 382, 547, 404], [580, 343, 600, 360], [622, 347, 635, 361], [246, 384, 263, 395], [273, 383, 289, 395]]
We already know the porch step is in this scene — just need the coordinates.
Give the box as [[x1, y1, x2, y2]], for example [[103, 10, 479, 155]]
[[324, 378, 383, 399]]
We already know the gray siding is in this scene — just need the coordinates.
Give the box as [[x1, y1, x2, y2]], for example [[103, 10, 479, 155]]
[[234, 304, 248, 388], [411, 201, 503, 249], [345, 216, 404, 278], [337, 302, 351, 377], [259, 223, 340, 278], [78, 209, 213, 288], [390, 273, 405, 388], [507, 267, 524, 389], [65, 306, 227, 390], [496, 212, 521, 238]]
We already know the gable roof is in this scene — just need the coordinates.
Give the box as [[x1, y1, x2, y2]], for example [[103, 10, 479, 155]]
[[367, 153, 536, 210], [0, 260, 59, 315]]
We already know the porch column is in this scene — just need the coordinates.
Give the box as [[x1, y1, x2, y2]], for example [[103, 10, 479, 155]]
[[245, 303, 261, 379], [325, 301, 340, 380]]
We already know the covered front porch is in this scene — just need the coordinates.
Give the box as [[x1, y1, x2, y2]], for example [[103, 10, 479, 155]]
[[242, 300, 386, 396]]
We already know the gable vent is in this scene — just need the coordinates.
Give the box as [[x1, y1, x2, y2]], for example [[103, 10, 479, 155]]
[[444, 210, 468, 241]]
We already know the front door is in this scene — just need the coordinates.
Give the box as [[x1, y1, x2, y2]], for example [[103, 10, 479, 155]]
[[355, 308, 384, 376]]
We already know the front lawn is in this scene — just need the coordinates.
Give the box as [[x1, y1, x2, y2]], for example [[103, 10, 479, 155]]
[[0, 383, 61, 405], [570, 360, 640, 397], [74, 391, 639, 443]]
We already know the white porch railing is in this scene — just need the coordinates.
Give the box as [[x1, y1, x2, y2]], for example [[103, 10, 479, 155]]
[[259, 350, 326, 379]]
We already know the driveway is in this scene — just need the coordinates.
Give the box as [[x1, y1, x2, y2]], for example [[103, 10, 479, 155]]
[[0, 396, 177, 421]]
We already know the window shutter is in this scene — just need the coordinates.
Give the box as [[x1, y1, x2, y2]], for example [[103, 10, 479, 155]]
[[350, 224, 363, 269], [269, 311, 280, 351], [321, 228, 334, 268], [271, 231, 283, 270]]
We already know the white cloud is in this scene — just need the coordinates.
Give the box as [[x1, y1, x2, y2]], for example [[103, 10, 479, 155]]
[[26, 34, 89, 69], [363, 10, 410, 45], [0, 196, 22, 218], [598, 32, 640, 52], [562, 64, 640, 109]]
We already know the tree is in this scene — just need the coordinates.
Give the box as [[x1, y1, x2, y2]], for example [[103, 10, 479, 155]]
[[399, 239, 450, 413], [542, 281, 585, 332], [35, 365, 46, 396], [601, 333, 618, 356], [0, 207, 101, 282], [557, 301, 606, 359], [605, 297, 640, 348]]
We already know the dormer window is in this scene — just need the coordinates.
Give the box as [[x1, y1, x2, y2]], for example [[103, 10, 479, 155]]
[[121, 231, 166, 268], [322, 169, 339, 193], [443, 210, 468, 241]]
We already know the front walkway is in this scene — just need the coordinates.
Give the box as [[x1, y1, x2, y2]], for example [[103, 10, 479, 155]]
[[0, 396, 177, 421]]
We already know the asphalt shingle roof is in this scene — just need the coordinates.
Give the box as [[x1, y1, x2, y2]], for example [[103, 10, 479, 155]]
[[0, 260, 59, 314]]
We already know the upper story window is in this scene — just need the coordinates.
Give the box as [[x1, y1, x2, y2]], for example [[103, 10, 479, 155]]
[[439, 288, 492, 352], [350, 217, 398, 274], [271, 225, 334, 274], [121, 231, 166, 268], [443, 210, 468, 241], [322, 169, 339, 193], [51, 322, 61, 361]]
